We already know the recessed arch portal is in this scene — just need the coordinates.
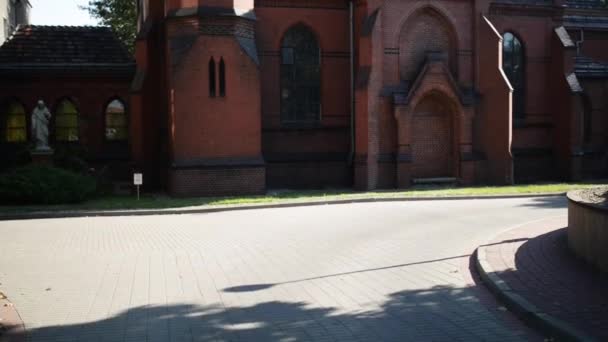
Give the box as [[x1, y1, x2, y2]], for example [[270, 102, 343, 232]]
[[410, 92, 455, 178]]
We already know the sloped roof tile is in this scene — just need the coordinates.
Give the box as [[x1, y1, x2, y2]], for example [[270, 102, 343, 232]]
[[0, 25, 134, 74]]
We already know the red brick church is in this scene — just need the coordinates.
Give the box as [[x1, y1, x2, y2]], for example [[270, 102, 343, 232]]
[[1, 0, 607, 196]]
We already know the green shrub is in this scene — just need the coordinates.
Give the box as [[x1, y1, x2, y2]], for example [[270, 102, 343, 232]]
[[0, 165, 97, 205], [53, 144, 90, 173]]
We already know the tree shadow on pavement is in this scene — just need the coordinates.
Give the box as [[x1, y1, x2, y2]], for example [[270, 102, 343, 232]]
[[516, 196, 567, 209], [3, 279, 538, 341], [491, 228, 608, 340]]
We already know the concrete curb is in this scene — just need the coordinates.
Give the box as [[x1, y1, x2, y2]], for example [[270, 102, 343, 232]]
[[475, 239, 597, 342], [0, 192, 566, 221]]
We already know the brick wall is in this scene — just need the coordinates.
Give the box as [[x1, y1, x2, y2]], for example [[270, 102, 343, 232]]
[[255, 0, 352, 188], [170, 166, 265, 196], [266, 161, 351, 189], [397, 8, 456, 81]]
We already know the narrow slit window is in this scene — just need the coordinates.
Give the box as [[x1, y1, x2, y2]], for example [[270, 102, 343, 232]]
[[583, 95, 592, 144], [219, 58, 226, 97], [209, 57, 217, 97], [502, 32, 525, 122]]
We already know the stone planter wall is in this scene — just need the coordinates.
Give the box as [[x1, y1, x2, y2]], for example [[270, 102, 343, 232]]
[[567, 190, 608, 273]]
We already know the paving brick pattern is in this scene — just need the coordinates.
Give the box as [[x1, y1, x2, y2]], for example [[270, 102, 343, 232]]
[[0, 198, 565, 341], [483, 216, 608, 340]]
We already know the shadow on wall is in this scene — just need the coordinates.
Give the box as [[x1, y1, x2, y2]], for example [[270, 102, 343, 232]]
[[3, 256, 532, 341]]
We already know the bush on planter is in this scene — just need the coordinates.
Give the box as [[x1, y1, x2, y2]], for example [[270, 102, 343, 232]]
[[0, 165, 97, 205], [53, 144, 90, 173]]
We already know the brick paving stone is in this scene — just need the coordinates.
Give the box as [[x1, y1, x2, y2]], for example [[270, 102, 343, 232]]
[[482, 216, 608, 340], [0, 198, 565, 341]]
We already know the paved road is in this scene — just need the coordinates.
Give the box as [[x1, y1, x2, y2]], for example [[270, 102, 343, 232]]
[[0, 197, 566, 341]]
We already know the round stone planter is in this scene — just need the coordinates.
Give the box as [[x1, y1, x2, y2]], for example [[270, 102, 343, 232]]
[[567, 189, 608, 273]]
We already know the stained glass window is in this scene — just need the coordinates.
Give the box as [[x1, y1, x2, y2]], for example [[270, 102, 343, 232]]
[[281, 25, 321, 124], [55, 99, 79, 142], [4, 101, 27, 143]]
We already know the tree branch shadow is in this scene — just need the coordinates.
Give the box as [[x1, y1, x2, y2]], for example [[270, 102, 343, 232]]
[[2, 275, 539, 341]]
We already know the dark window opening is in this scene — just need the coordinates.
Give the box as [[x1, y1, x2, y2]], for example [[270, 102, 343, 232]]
[[503, 32, 525, 122], [280, 25, 321, 125], [219, 58, 226, 97], [583, 95, 592, 144], [105, 99, 128, 141], [209, 57, 217, 97]]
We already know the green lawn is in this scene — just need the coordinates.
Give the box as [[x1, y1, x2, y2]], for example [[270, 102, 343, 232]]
[[0, 182, 605, 214]]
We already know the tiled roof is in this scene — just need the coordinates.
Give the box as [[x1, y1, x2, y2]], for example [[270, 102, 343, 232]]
[[564, 15, 608, 29], [566, 0, 607, 9], [0, 25, 134, 75], [575, 56, 608, 78], [492, 0, 552, 5]]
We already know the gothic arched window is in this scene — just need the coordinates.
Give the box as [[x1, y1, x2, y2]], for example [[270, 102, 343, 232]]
[[281, 25, 321, 124], [209, 57, 217, 97], [4, 100, 27, 143], [219, 58, 226, 97], [582, 94, 592, 144], [55, 99, 79, 142], [105, 99, 128, 141], [503, 32, 525, 121]]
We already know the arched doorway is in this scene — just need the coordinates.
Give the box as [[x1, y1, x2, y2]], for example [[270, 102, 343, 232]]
[[411, 94, 453, 178]]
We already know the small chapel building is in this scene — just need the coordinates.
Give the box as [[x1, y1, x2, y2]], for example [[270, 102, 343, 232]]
[[1, 0, 607, 196]]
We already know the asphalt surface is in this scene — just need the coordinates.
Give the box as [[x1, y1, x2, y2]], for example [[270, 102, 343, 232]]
[[0, 197, 566, 341]]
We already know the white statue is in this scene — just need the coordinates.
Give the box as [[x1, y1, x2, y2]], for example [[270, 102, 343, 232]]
[[31, 100, 52, 151]]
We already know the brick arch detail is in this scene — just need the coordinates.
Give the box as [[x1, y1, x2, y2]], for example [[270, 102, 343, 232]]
[[392, 3, 462, 49], [397, 6, 459, 81], [275, 21, 324, 53]]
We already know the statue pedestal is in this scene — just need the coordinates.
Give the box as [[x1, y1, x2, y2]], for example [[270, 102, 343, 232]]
[[30, 149, 54, 165]]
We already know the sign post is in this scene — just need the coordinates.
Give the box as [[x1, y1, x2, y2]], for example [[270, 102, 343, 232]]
[[133, 173, 143, 201]]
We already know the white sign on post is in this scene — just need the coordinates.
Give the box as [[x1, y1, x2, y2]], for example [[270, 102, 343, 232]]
[[134, 173, 143, 200]]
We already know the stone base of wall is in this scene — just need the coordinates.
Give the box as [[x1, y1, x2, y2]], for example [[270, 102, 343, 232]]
[[169, 166, 266, 197], [266, 161, 351, 189], [514, 152, 557, 183], [567, 190, 608, 273]]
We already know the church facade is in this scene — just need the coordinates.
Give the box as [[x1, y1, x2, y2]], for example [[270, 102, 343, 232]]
[[1, 0, 607, 196]]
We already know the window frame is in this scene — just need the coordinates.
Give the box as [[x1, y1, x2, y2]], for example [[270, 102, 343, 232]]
[[53, 98, 80, 143], [279, 24, 322, 127], [103, 98, 129, 143], [209, 57, 217, 98], [2, 98, 28, 144], [502, 31, 526, 124], [219, 57, 226, 98]]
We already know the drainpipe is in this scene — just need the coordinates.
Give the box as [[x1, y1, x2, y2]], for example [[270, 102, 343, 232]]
[[576, 29, 584, 56], [349, 0, 356, 165]]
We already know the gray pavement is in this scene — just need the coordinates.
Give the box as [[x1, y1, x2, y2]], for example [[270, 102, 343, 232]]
[[0, 197, 566, 341]]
